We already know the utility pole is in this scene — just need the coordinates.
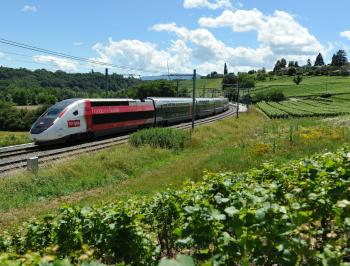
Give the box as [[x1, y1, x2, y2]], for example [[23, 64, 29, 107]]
[[192, 69, 196, 130], [236, 83, 239, 118], [105, 68, 109, 90], [247, 87, 250, 111], [167, 61, 170, 80], [176, 79, 179, 97]]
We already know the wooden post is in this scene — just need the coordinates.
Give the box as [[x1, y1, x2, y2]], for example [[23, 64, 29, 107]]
[[236, 84, 240, 118]]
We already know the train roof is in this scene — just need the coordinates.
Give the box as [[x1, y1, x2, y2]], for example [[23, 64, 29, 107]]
[[148, 97, 193, 102], [86, 98, 140, 102], [148, 97, 227, 101], [56, 98, 227, 105]]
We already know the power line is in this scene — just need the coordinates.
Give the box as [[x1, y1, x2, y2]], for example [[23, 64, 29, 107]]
[[0, 56, 58, 68], [0, 38, 162, 74], [0, 50, 142, 77]]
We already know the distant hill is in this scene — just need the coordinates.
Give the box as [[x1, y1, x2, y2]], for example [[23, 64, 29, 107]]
[[0, 66, 142, 105], [0, 66, 140, 92]]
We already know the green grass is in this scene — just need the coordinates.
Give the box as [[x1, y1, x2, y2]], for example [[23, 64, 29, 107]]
[[254, 75, 350, 97], [181, 76, 350, 98], [1, 109, 350, 229], [178, 78, 223, 97], [15, 105, 43, 111], [129, 127, 190, 150], [0, 131, 30, 147]]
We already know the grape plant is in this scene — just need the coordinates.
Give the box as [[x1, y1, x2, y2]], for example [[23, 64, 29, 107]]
[[0, 147, 349, 265], [257, 98, 350, 118]]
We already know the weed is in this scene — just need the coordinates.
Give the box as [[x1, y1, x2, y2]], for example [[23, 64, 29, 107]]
[[129, 127, 190, 150]]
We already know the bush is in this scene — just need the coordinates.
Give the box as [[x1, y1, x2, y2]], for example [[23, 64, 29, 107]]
[[237, 73, 255, 88], [0, 101, 48, 131], [293, 74, 303, 85], [127, 80, 176, 99], [222, 73, 256, 88], [129, 128, 190, 150], [252, 90, 286, 103]]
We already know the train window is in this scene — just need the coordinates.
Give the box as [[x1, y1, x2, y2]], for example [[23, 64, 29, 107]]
[[73, 110, 79, 116], [92, 111, 154, 125]]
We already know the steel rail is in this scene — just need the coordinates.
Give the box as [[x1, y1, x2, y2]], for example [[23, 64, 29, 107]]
[[0, 105, 238, 175]]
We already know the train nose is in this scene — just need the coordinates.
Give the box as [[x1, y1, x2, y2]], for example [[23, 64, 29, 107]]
[[30, 131, 47, 142]]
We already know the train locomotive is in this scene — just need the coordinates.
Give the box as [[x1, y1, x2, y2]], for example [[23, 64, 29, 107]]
[[30, 97, 229, 144]]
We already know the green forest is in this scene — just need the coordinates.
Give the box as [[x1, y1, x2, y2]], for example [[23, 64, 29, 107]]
[[0, 66, 140, 105], [0, 67, 177, 131]]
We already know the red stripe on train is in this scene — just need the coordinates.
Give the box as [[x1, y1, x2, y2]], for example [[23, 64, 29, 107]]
[[91, 105, 154, 115], [91, 119, 150, 132], [84, 100, 93, 131]]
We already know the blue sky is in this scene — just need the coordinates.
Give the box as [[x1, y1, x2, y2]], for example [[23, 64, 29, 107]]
[[0, 0, 350, 75]]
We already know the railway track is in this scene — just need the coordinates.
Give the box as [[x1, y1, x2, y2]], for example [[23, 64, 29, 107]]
[[0, 105, 239, 175]]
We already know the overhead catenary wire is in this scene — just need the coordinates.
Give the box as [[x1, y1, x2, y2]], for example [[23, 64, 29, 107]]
[[0, 38, 165, 75], [0, 49, 139, 76]]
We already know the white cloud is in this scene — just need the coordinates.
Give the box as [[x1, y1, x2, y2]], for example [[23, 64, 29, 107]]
[[153, 23, 190, 40], [0, 52, 5, 58], [91, 31, 272, 74], [73, 42, 84, 46], [183, 0, 232, 10], [198, 9, 264, 32], [32, 55, 78, 72], [21, 5, 37, 12], [91, 38, 193, 74], [340, 31, 350, 41], [90, 8, 324, 75], [199, 9, 323, 57], [153, 23, 272, 67]]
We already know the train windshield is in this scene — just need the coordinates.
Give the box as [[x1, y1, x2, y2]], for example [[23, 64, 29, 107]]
[[30, 99, 78, 134], [42, 99, 77, 117]]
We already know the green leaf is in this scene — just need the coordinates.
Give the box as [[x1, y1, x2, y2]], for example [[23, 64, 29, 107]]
[[158, 255, 195, 266], [224, 207, 239, 216], [255, 208, 266, 221]]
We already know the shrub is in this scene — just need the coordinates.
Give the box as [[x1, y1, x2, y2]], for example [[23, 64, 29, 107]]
[[0, 101, 48, 131], [1, 147, 350, 264], [252, 90, 286, 103], [129, 128, 190, 150], [293, 74, 303, 85]]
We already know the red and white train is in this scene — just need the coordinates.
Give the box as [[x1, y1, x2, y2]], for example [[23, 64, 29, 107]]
[[30, 97, 229, 144]]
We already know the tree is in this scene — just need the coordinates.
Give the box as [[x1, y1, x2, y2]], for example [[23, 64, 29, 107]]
[[295, 61, 299, 68], [224, 63, 228, 75], [256, 72, 267, 81], [307, 59, 312, 67], [248, 70, 256, 75], [293, 75, 303, 85], [273, 60, 281, 72], [132, 80, 176, 99], [337, 50, 348, 66], [222, 73, 237, 85], [210, 71, 218, 78], [288, 61, 295, 67], [331, 50, 348, 67], [287, 67, 297, 76], [314, 53, 325, 66], [237, 73, 255, 88], [331, 54, 337, 66], [280, 58, 287, 68]]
